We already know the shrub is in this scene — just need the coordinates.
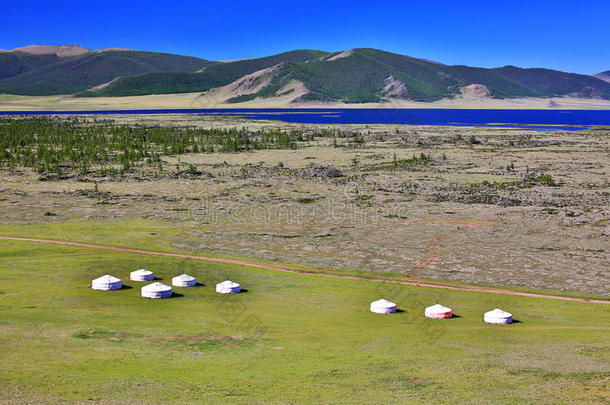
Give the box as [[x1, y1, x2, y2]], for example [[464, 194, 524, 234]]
[[186, 164, 198, 175], [468, 135, 481, 145]]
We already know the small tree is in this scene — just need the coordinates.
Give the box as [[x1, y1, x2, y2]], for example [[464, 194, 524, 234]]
[[186, 164, 198, 175]]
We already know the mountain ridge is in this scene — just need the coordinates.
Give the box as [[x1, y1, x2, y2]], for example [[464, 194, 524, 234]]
[[0, 44, 90, 57], [1, 45, 609, 104], [0, 49, 210, 95]]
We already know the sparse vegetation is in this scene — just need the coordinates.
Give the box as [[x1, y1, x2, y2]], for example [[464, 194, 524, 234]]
[[0, 117, 310, 176]]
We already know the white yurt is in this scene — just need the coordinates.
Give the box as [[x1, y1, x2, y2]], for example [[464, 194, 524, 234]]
[[484, 308, 513, 324], [141, 282, 172, 298], [91, 275, 122, 291], [130, 269, 154, 281], [370, 298, 397, 314], [425, 304, 453, 319], [216, 280, 241, 294], [172, 274, 196, 287]]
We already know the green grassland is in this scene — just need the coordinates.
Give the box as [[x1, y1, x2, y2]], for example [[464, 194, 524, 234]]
[[0, 220, 608, 404]]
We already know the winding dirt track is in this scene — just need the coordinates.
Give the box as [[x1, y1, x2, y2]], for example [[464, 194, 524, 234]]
[[1, 236, 608, 305]]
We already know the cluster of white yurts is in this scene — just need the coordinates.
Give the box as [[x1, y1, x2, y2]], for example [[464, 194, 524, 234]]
[[91, 269, 241, 299], [369, 298, 513, 324], [92, 271, 512, 324]]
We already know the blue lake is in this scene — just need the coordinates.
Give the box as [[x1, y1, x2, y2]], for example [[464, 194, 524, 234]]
[[2, 108, 610, 130]]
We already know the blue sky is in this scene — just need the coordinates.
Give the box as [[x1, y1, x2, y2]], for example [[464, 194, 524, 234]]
[[2, 0, 608, 74]]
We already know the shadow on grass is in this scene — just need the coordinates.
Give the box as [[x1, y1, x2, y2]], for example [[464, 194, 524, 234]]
[[89, 285, 133, 291], [395, 309, 405, 313], [483, 319, 521, 324], [171, 292, 184, 298], [172, 282, 204, 288]]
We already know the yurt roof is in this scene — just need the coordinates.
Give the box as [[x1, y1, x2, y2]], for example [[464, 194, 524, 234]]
[[131, 269, 153, 275], [426, 304, 452, 312], [485, 308, 512, 317], [371, 298, 396, 308], [173, 274, 195, 281], [93, 274, 121, 283], [141, 282, 171, 292], [218, 280, 239, 287], [132, 269, 153, 274]]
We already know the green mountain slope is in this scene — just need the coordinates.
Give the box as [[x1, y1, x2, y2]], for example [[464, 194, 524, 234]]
[[494, 66, 610, 98], [80, 50, 329, 97], [0, 50, 210, 95], [0, 52, 62, 80], [278, 50, 448, 102], [213, 48, 610, 103], [1, 46, 609, 102]]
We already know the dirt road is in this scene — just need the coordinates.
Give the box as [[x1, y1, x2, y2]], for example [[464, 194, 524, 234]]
[[1, 236, 607, 305]]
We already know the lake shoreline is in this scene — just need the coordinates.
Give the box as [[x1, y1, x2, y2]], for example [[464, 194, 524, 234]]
[[2, 93, 610, 112], [1, 107, 609, 130]]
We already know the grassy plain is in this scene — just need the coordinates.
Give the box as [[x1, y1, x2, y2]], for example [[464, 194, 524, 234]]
[[0, 114, 608, 403], [0, 231, 608, 403]]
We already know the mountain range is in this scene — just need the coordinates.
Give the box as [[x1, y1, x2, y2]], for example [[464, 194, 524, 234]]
[[0, 45, 609, 105]]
